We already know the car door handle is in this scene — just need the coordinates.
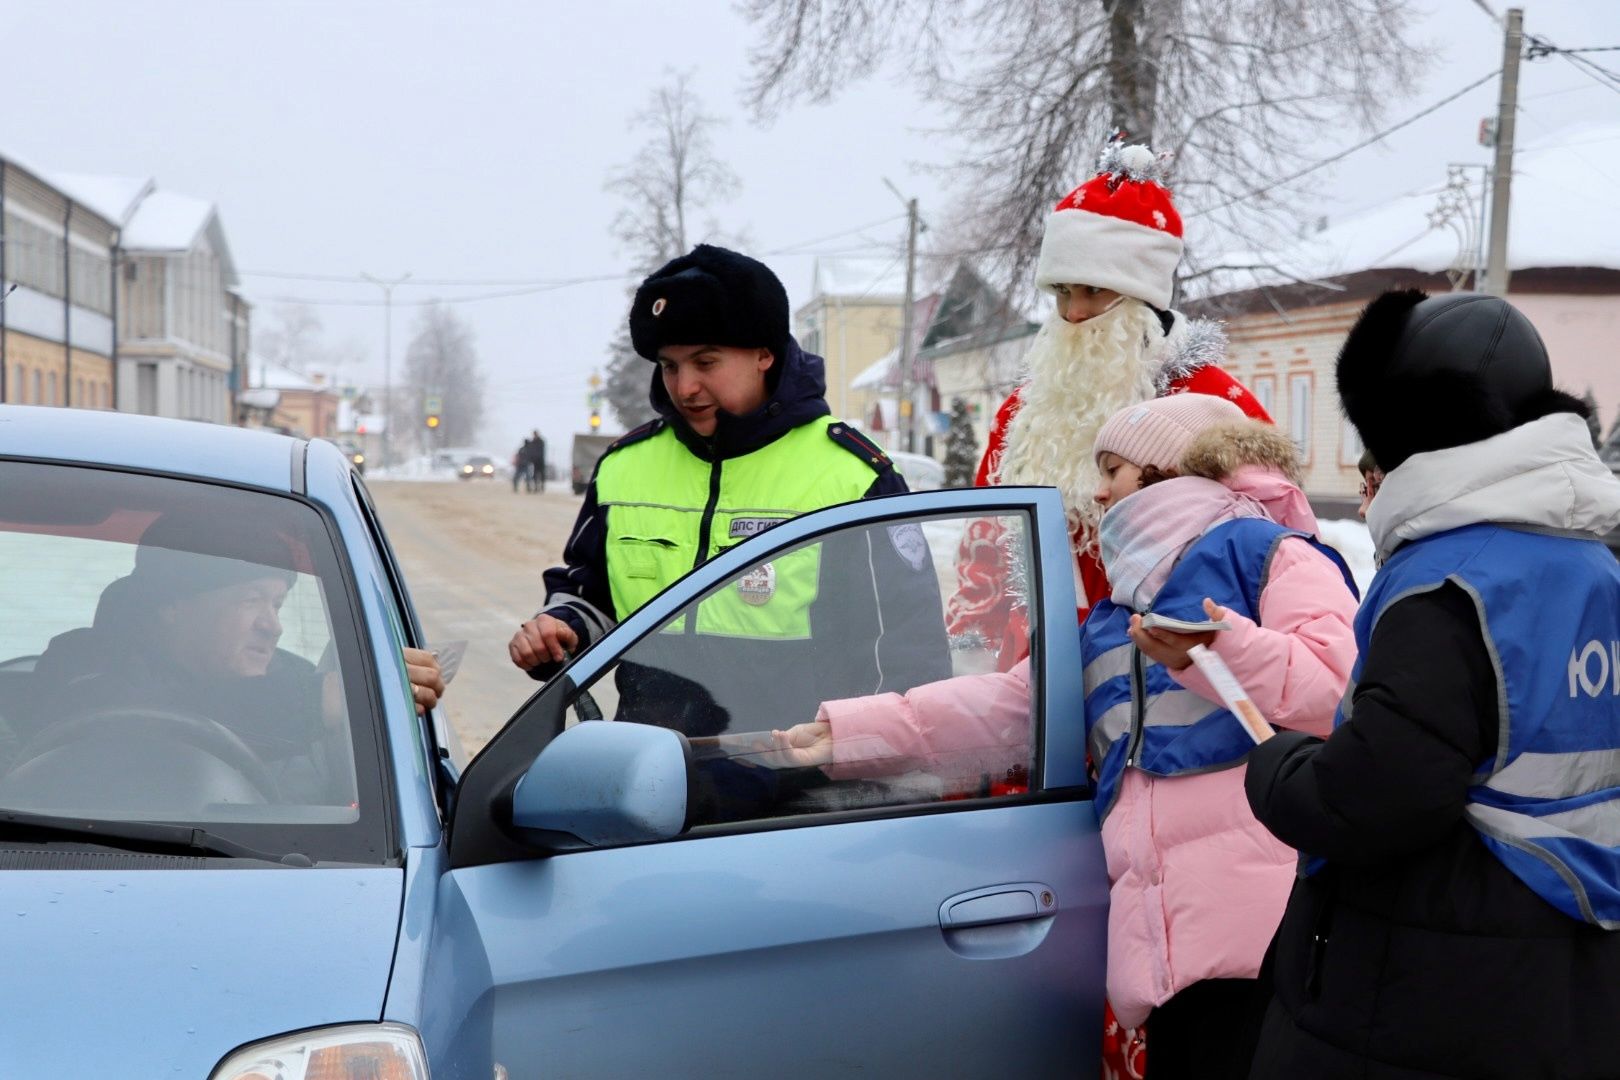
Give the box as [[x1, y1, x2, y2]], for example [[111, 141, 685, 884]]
[[938, 883, 1058, 960], [939, 883, 1055, 928]]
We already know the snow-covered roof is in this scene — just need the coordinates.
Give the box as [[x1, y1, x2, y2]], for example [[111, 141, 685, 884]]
[[811, 256, 910, 301], [1193, 124, 1620, 298], [47, 172, 153, 226], [251, 355, 333, 393], [122, 189, 216, 251]]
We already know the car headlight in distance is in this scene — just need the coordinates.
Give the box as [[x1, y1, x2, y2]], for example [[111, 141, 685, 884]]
[[210, 1022, 429, 1080], [481, 464, 493, 474], [462, 465, 473, 473]]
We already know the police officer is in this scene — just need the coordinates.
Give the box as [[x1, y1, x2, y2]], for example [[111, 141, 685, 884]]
[[1243, 290, 1620, 1079], [509, 245, 949, 733]]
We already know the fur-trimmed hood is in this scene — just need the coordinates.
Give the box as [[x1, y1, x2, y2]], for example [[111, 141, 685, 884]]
[[1181, 419, 1303, 486], [1152, 310, 1227, 396], [1180, 419, 1317, 533]]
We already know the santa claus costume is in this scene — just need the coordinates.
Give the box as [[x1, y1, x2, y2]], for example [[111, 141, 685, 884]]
[[947, 142, 1270, 672]]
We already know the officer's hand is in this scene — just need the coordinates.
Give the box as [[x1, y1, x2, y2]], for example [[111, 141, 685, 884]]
[[510, 614, 578, 672], [403, 647, 446, 715], [768, 721, 833, 768]]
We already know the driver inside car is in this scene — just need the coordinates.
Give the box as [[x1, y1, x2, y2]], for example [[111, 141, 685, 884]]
[[29, 511, 443, 799]]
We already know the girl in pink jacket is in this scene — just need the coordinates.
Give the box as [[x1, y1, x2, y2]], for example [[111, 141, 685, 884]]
[[774, 394, 1359, 1079]]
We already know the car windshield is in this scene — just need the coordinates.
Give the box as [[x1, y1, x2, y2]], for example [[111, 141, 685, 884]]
[[0, 461, 391, 865]]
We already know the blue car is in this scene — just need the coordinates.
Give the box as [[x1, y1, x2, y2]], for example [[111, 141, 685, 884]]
[[0, 405, 1106, 1077]]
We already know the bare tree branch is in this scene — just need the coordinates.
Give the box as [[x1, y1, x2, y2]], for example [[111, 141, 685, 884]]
[[742, 0, 1430, 300]]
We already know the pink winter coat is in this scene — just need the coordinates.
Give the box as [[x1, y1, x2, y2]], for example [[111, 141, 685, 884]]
[[818, 534, 1358, 1028]]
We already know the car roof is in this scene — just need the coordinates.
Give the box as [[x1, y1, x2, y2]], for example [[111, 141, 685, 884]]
[[0, 405, 300, 492]]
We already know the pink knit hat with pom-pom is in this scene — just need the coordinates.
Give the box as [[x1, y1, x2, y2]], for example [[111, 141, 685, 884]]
[[1093, 393, 1248, 472]]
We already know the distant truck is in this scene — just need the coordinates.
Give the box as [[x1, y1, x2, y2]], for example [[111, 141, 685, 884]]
[[570, 432, 617, 495]]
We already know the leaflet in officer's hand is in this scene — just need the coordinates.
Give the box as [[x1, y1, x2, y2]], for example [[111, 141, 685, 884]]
[[429, 640, 469, 686], [1139, 612, 1232, 634], [1187, 644, 1273, 744]]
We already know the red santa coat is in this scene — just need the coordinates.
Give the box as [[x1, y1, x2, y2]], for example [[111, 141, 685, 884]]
[[947, 355, 1270, 668]]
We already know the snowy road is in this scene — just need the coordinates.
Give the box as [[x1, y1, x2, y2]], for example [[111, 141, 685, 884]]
[[366, 479, 582, 753]]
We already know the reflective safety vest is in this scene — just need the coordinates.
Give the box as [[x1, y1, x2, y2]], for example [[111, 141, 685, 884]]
[[1084, 518, 1354, 820], [1343, 523, 1620, 927], [593, 416, 881, 639]]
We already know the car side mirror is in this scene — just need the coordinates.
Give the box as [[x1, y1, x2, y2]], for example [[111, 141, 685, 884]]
[[510, 721, 689, 849]]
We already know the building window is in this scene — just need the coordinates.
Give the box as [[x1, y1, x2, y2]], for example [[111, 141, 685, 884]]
[[1289, 373, 1313, 461], [47, 372, 58, 407], [1341, 417, 1364, 465], [9, 367, 21, 404], [1251, 375, 1276, 418], [32, 370, 42, 406]]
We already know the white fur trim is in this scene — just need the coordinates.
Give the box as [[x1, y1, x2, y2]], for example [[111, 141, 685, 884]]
[[1034, 209, 1182, 309]]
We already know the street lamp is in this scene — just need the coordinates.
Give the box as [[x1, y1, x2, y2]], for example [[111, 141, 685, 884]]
[[360, 271, 412, 468]]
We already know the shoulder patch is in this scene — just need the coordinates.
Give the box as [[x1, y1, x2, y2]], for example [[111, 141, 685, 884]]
[[826, 421, 892, 473], [603, 418, 664, 457]]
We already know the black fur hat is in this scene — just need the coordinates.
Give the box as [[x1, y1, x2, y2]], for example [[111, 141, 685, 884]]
[[628, 244, 790, 362], [1335, 289, 1588, 471]]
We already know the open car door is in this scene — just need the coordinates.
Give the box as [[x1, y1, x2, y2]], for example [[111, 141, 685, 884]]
[[434, 486, 1106, 1076]]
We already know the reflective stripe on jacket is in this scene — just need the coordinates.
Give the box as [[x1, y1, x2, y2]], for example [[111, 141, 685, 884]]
[[1085, 517, 1353, 819], [593, 416, 878, 637], [1347, 522, 1620, 927]]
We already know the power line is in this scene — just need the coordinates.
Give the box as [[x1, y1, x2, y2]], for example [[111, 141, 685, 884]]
[[238, 213, 913, 297], [1188, 69, 1503, 219]]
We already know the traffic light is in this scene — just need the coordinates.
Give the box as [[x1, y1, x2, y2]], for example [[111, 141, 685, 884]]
[[589, 412, 601, 430], [425, 414, 441, 430]]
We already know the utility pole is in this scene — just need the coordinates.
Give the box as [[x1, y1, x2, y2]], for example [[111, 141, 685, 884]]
[[361, 271, 411, 467], [1483, 7, 1523, 297], [884, 180, 922, 454], [899, 197, 919, 452]]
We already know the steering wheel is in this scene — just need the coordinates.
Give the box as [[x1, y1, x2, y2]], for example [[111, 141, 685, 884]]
[[7, 706, 280, 804]]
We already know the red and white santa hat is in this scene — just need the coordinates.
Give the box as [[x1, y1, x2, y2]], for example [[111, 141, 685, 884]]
[[1034, 141, 1184, 310]]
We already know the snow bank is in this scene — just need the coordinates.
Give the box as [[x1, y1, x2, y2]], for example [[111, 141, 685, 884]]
[[1316, 518, 1376, 597]]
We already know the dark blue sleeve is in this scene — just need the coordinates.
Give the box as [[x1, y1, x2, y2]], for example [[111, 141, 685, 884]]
[[864, 465, 910, 498], [538, 476, 615, 653]]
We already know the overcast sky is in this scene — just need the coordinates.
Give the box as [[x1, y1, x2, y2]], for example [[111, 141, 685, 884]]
[[4, 0, 1616, 456]]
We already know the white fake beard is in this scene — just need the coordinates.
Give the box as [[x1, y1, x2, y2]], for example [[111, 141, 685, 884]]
[[991, 299, 1162, 542]]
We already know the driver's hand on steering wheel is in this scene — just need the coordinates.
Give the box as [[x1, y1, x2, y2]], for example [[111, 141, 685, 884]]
[[402, 647, 445, 715]]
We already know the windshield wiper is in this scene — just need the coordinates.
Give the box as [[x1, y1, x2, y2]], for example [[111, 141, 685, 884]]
[[0, 808, 311, 865]]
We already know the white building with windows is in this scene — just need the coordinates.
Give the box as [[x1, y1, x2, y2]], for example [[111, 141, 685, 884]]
[[0, 153, 120, 410], [49, 172, 251, 424]]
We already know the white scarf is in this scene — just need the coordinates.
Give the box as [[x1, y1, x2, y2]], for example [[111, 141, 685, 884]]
[[1369, 413, 1620, 562]]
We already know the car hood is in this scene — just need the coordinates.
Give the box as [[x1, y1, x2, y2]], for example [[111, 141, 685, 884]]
[[0, 864, 404, 1075]]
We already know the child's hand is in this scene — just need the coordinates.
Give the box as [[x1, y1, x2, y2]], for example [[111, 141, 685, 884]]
[[768, 721, 834, 768], [1128, 598, 1226, 671]]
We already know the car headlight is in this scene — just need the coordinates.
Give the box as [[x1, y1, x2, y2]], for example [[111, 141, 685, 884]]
[[210, 1022, 429, 1080], [352, 454, 365, 465], [462, 465, 473, 473], [481, 464, 493, 474]]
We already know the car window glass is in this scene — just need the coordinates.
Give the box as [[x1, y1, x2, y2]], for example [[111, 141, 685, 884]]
[[569, 510, 1038, 828], [0, 462, 390, 865]]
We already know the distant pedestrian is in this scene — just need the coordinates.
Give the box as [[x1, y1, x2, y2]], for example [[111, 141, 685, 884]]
[[512, 436, 535, 493], [1245, 290, 1620, 1079], [523, 430, 546, 493]]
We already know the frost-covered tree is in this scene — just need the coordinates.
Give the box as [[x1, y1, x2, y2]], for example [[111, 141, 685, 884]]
[[742, 0, 1428, 294], [396, 304, 486, 451], [603, 72, 741, 430], [943, 397, 979, 487]]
